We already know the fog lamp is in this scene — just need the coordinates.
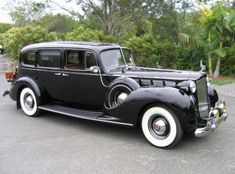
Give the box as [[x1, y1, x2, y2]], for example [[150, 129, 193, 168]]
[[217, 102, 227, 113], [212, 109, 220, 118]]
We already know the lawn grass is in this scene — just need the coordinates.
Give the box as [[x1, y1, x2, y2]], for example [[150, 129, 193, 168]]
[[211, 77, 235, 86]]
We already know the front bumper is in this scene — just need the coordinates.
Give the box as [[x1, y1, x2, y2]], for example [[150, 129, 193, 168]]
[[195, 100, 228, 137]]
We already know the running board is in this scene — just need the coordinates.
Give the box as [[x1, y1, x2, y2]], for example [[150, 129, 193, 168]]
[[38, 105, 133, 126]]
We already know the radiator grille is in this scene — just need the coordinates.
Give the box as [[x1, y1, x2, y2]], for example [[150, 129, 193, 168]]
[[196, 77, 209, 119]]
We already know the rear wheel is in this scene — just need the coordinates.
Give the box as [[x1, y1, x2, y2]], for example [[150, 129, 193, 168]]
[[141, 106, 183, 149], [20, 87, 39, 117]]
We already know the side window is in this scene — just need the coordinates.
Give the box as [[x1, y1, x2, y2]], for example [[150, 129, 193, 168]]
[[38, 50, 61, 68], [22, 51, 36, 66], [85, 52, 96, 69], [65, 50, 85, 70]]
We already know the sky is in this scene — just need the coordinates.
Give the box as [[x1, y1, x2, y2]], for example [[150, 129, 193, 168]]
[[0, 0, 81, 23]]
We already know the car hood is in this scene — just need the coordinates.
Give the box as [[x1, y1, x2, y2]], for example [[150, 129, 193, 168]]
[[108, 66, 205, 81]]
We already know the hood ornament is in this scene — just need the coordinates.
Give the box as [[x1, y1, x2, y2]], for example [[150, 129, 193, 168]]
[[200, 60, 206, 72]]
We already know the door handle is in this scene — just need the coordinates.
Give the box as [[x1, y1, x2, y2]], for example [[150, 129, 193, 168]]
[[62, 73, 69, 77], [54, 72, 61, 76]]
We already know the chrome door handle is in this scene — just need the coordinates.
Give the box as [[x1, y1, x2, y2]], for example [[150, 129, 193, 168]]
[[62, 73, 69, 77], [54, 72, 61, 76]]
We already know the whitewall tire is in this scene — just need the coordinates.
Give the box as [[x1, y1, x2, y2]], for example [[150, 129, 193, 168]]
[[141, 106, 183, 148], [20, 87, 39, 117]]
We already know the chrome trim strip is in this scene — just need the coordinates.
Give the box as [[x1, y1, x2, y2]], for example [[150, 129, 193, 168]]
[[38, 106, 134, 127], [21, 67, 192, 80]]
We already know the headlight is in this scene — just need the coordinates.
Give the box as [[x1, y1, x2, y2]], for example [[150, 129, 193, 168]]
[[189, 81, 196, 93], [207, 77, 211, 86], [177, 80, 197, 94]]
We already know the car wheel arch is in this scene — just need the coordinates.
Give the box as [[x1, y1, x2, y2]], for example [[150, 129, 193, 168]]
[[15, 78, 42, 108], [133, 89, 196, 131], [105, 76, 140, 108]]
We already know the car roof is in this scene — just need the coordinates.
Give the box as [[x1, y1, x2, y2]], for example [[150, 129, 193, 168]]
[[21, 41, 121, 53]]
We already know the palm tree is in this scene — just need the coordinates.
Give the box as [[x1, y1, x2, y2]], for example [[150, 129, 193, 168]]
[[197, 4, 215, 77]]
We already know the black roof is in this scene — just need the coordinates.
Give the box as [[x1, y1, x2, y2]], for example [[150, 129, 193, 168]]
[[21, 41, 121, 53]]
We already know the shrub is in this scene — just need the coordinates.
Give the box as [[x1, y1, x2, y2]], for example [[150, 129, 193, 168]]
[[1, 26, 57, 59]]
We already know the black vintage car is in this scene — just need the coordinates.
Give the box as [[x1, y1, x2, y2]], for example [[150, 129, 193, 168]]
[[4, 41, 228, 148]]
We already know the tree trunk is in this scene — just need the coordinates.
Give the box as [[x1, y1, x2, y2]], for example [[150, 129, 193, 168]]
[[208, 30, 213, 77], [208, 54, 213, 77], [214, 40, 223, 79], [214, 57, 221, 79]]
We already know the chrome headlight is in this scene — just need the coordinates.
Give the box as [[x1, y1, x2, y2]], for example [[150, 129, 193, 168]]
[[207, 77, 211, 86], [189, 81, 196, 93], [177, 80, 197, 94]]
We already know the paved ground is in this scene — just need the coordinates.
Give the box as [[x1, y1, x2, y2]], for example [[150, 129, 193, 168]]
[[0, 54, 235, 174], [213, 83, 235, 98]]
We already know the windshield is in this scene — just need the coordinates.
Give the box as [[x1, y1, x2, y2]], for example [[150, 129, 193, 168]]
[[101, 49, 125, 70]]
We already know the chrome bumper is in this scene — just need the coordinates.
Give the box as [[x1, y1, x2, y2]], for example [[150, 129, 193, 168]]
[[195, 100, 228, 137]]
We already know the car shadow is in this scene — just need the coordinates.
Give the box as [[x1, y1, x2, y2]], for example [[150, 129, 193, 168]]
[[38, 110, 145, 141], [36, 110, 207, 150]]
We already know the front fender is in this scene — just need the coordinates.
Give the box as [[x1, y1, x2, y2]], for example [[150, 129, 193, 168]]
[[208, 86, 218, 107], [104, 87, 197, 131], [9, 76, 41, 101]]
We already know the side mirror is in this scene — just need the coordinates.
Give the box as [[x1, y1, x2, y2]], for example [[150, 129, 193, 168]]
[[89, 66, 100, 73]]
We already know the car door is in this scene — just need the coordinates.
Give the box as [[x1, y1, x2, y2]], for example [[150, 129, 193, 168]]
[[62, 49, 107, 109], [36, 49, 65, 102]]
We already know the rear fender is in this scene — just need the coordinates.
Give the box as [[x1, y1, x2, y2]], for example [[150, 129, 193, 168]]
[[10, 76, 41, 103]]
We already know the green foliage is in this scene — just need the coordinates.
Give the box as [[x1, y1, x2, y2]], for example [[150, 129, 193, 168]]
[[65, 26, 117, 42], [9, 0, 46, 26], [1, 0, 234, 77], [124, 34, 158, 67], [125, 34, 178, 68], [174, 47, 207, 71], [0, 23, 12, 34], [0, 26, 57, 60], [212, 79, 235, 86], [66, 26, 104, 41], [220, 45, 235, 77], [36, 14, 78, 34]]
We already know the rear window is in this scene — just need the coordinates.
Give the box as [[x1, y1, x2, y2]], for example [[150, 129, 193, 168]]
[[22, 51, 36, 66], [38, 50, 61, 68]]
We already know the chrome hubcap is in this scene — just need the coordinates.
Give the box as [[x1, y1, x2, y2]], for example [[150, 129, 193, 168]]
[[24, 95, 34, 110], [116, 92, 128, 105], [152, 118, 167, 135]]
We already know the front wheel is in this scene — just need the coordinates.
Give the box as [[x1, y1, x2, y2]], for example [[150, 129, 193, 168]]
[[20, 87, 39, 117], [141, 106, 183, 149]]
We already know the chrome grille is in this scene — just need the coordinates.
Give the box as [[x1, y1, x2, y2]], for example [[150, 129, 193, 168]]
[[196, 77, 209, 119]]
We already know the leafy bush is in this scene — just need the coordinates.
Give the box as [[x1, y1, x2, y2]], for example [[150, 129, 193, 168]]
[[174, 47, 207, 71], [220, 45, 235, 77], [124, 34, 158, 67], [0, 26, 57, 60], [125, 34, 178, 68]]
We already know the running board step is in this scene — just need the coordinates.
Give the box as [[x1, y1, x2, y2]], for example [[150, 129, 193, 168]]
[[38, 104, 133, 126]]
